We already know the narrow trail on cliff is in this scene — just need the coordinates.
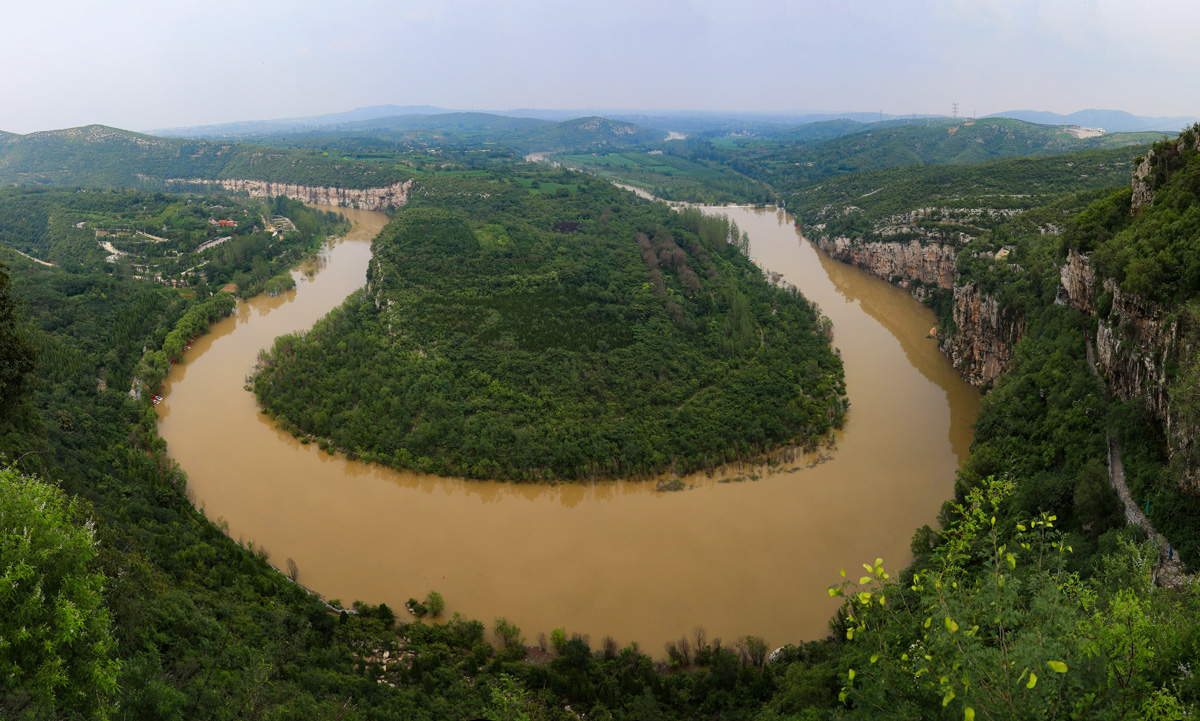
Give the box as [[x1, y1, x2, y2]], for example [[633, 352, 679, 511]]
[[1086, 338, 1189, 586]]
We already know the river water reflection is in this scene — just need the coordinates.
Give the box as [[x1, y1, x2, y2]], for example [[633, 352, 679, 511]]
[[159, 203, 978, 652]]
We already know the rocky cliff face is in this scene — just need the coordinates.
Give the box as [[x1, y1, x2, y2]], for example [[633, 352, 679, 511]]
[[1095, 278, 1179, 420], [1131, 127, 1198, 212], [812, 234, 1024, 386], [1059, 249, 1097, 314], [168, 178, 414, 211], [1130, 154, 1157, 211], [940, 283, 1025, 387], [815, 237, 958, 289], [1062, 250, 1196, 481]]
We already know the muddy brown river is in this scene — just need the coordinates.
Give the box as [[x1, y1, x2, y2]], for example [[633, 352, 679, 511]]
[[159, 204, 978, 653]]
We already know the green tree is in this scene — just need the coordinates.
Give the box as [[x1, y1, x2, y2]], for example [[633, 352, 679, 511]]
[[0, 262, 37, 410], [0, 465, 121, 719], [833, 479, 1086, 719], [424, 590, 445, 617]]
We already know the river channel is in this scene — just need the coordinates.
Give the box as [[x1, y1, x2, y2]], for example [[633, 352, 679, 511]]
[[159, 203, 979, 653]]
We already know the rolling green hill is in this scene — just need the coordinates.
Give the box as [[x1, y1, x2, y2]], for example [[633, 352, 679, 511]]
[[731, 117, 1163, 191], [237, 113, 660, 155], [0, 124, 413, 189]]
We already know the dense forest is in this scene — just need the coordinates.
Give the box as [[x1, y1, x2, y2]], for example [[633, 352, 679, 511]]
[[251, 171, 846, 480], [6, 113, 1200, 719]]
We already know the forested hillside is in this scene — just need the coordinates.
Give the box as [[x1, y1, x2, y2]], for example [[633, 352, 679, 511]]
[[733, 117, 1159, 189], [0, 125, 413, 189], [252, 171, 846, 480], [792, 146, 1145, 246]]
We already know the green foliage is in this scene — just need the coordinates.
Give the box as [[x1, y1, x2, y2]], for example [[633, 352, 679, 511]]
[[550, 628, 568, 656], [0, 262, 37, 409], [493, 617, 526, 660], [1087, 134, 1200, 304], [425, 590, 445, 618], [0, 465, 120, 719], [1168, 303, 1200, 478], [834, 479, 1090, 719], [252, 170, 846, 480]]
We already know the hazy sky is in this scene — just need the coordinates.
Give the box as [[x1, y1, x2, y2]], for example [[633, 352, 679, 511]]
[[3, 0, 1196, 134]]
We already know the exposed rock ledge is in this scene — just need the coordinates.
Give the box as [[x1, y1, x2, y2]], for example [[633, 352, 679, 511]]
[[940, 283, 1025, 387], [815, 237, 958, 290], [165, 178, 414, 211], [1059, 249, 1096, 315], [1095, 278, 1179, 422], [813, 235, 1023, 386], [1061, 249, 1196, 482]]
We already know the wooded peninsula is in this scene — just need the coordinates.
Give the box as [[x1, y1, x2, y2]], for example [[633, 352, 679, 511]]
[[251, 174, 846, 480]]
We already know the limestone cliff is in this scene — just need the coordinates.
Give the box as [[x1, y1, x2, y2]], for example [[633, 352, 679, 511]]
[[940, 283, 1025, 387], [815, 237, 958, 290], [1131, 125, 1199, 212], [167, 178, 414, 211], [1059, 249, 1097, 315], [1095, 278, 1179, 420], [1061, 249, 1196, 481]]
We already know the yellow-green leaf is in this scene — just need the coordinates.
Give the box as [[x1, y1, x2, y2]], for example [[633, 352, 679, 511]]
[[848, 668, 855, 681], [1047, 660, 1068, 673], [924, 616, 932, 629], [965, 708, 975, 721], [943, 689, 956, 706], [945, 617, 959, 633], [846, 628, 854, 640], [1027, 672, 1037, 689], [860, 576, 872, 585], [1016, 524, 1026, 531], [1006, 553, 1016, 569], [870, 655, 879, 664], [840, 569, 846, 578]]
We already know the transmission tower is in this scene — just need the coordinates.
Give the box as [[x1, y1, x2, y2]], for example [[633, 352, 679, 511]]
[[952, 102, 959, 119]]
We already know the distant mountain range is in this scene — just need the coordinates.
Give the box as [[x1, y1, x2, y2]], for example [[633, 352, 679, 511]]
[[147, 105, 454, 138], [146, 105, 1198, 142], [986, 109, 1198, 134]]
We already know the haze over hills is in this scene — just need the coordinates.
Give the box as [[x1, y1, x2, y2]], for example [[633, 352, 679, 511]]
[[147, 104, 454, 138], [987, 109, 1199, 133], [141, 104, 1199, 142]]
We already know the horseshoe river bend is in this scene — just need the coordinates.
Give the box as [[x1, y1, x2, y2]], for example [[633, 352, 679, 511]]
[[158, 203, 979, 652]]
